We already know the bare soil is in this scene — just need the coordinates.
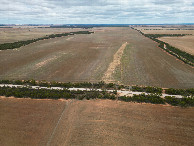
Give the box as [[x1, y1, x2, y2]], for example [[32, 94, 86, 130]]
[[0, 97, 194, 146], [0, 97, 67, 146], [0, 27, 91, 44], [0, 27, 193, 88], [134, 26, 194, 35], [158, 36, 194, 55], [0, 27, 131, 83], [114, 29, 194, 88]]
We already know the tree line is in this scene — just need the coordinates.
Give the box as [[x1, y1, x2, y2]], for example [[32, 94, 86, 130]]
[[0, 80, 125, 90], [1, 80, 194, 96], [132, 85, 162, 94], [0, 31, 94, 50], [0, 86, 193, 107], [131, 27, 194, 66]]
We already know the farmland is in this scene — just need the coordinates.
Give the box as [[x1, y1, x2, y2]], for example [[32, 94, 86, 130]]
[[0, 25, 194, 146], [1, 97, 194, 146], [0, 27, 194, 88], [133, 25, 194, 55], [0, 27, 91, 44], [158, 36, 194, 55], [133, 25, 194, 35]]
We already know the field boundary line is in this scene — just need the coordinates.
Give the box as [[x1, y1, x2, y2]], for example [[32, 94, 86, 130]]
[[46, 100, 73, 146], [102, 42, 128, 83]]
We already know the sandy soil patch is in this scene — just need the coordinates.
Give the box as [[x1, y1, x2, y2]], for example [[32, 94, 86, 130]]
[[102, 42, 128, 82]]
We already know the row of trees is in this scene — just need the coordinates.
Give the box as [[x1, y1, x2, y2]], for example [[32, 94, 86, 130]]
[[131, 86, 162, 94], [145, 34, 194, 65], [0, 80, 126, 90], [1, 80, 194, 96], [0, 86, 193, 107], [165, 88, 194, 96], [0, 31, 94, 50], [131, 27, 194, 66], [0, 86, 116, 100], [165, 96, 194, 107]]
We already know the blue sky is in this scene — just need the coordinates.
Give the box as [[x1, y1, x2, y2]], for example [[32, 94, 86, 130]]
[[1, 0, 194, 24]]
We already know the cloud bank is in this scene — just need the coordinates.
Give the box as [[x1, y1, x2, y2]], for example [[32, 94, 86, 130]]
[[0, 0, 194, 24]]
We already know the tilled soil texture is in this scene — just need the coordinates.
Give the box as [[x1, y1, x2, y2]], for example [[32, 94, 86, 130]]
[[134, 26, 194, 35], [0, 27, 194, 88], [158, 36, 194, 55], [0, 98, 194, 146], [0, 27, 130, 82], [0, 27, 91, 44], [113, 28, 194, 88], [0, 97, 68, 146]]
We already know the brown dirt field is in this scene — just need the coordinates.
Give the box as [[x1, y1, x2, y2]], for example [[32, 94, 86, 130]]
[[158, 36, 194, 55], [1, 98, 194, 146], [113, 29, 194, 88], [0, 27, 131, 83], [0, 27, 91, 44], [0, 27, 193, 88], [134, 25, 194, 35], [0, 97, 68, 146], [141, 29, 194, 35]]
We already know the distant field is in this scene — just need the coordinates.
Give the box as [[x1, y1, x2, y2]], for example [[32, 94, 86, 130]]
[[134, 26, 194, 35], [1, 98, 194, 146], [0, 27, 91, 44], [158, 36, 194, 55]]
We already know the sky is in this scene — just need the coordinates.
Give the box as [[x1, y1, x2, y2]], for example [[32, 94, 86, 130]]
[[0, 0, 194, 24]]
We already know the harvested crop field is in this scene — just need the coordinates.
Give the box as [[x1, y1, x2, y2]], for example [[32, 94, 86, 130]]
[[0, 27, 194, 88], [0, 97, 194, 146], [158, 36, 194, 55], [0, 27, 91, 44], [113, 28, 194, 88], [134, 26, 194, 35], [141, 29, 194, 35], [0, 27, 133, 82]]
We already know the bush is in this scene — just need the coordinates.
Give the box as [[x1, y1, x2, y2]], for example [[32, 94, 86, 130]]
[[165, 96, 194, 107], [132, 86, 162, 94], [165, 88, 194, 96]]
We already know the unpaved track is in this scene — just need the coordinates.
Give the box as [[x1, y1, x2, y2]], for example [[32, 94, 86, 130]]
[[46, 100, 74, 146]]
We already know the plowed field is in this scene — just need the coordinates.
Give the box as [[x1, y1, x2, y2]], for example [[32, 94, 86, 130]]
[[1, 98, 194, 146], [0, 27, 193, 88]]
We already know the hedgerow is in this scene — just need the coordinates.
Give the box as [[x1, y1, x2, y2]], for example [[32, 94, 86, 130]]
[[165, 96, 194, 107], [0, 31, 94, 50], [131, 86, 162, 94], [1, 86, 193, 107], [165, 88, 194, 96], [131, 27, 194, 66], [0, 80, 126, 90], [118, 94, 165, 104]]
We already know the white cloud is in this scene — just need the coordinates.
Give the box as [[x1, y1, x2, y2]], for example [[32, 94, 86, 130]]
[[0, 0, 194, 24]]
